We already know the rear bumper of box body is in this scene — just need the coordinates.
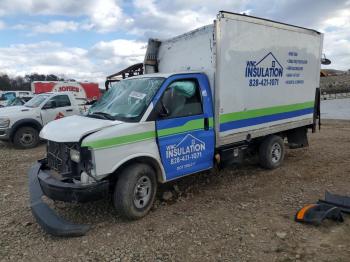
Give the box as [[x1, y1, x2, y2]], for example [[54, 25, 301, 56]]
[[28, 161, 108, 237]]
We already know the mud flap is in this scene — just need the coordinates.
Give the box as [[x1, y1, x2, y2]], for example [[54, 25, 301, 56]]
[[295, 203, 344, 225], [318, 191, 350, 213], [287, 127, 308, 149], [28, 163, 90, 237]]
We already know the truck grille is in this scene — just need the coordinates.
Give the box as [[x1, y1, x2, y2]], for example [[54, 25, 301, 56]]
[[47, 141, 77, 175]]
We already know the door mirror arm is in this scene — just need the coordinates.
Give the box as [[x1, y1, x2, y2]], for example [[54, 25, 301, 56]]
[[159, 101, 169, 118]]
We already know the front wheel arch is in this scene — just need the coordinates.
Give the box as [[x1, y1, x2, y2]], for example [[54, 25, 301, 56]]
[[10, 119, 42, 142], [108, 156, 165, 187]]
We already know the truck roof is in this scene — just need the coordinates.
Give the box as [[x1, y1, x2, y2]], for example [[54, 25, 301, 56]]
[[219, 11, 321, 35], [127, 71, 204, 80]]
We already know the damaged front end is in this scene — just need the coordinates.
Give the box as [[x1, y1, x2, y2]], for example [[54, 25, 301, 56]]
[[28, 141, 109, 237]]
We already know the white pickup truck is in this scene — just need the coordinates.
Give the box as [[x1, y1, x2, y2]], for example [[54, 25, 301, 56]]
[[0, 92, 82, 148]]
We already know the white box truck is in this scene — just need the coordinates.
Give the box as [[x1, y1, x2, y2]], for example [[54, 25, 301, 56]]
[[28, 11, 323, 236]]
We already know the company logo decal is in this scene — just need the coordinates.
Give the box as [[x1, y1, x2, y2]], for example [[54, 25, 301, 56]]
[[52, 82, 86, 99], [165, 134, 205, 165], [58, 86, 80, 92], [245, 52, 283, 87], [55, 112, 65, 120]]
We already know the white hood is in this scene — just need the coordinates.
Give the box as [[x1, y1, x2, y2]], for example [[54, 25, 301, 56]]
[[0, 106, 35, 117], [40, 115, 122, 142]]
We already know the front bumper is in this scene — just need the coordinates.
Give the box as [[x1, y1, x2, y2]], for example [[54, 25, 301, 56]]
[[38, 169, 109, 203], [28, 160, 109, 237]]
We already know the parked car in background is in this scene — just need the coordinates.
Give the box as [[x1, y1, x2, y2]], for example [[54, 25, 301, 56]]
[[4, 96, 33, 107], [0, 91, 33, 107], [0, 92, 83, 148]]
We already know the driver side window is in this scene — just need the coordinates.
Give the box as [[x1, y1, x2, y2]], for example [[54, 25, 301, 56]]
[[44, 95, 71, 109], [160, 80, 203, 119]]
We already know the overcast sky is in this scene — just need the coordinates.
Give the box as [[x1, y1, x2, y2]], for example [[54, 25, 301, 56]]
[[0, 0, 349, 85]]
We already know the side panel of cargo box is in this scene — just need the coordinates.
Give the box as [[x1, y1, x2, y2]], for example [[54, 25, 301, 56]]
[[215, 12, 323, 146], [156, 24, 216, 95]]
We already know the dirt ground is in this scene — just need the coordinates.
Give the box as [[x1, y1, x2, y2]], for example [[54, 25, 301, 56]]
[[1, 120, 350, 262]]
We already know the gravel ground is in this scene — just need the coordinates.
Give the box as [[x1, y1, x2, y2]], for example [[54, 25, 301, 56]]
[[1, 120, 350, 261]]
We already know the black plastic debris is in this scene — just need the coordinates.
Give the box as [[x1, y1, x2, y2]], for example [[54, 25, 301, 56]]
[[295, 203, 344, 225], [28, 163, 90, 237], [318, 191, 350, 214]]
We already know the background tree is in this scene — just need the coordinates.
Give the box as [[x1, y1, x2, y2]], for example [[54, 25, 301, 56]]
[[0, 73, 74, 91]]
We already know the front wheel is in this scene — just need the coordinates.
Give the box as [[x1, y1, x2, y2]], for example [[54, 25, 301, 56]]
[[259, 135, 285, 169], [113, 163, 157, 220], [13, 126, 39, 149]]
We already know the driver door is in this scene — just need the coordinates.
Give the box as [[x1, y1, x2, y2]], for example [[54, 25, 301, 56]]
[[155, 77, 215, 181], [41, 95, 74, 125]]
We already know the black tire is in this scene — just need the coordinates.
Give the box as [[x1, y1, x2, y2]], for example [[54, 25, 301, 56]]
[[13, 126, 39, 149], [113, 163, 157, 220], [259, 135, 285, 169]]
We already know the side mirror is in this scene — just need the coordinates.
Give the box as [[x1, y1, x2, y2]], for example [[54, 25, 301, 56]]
[[321, 54, 331, 65]]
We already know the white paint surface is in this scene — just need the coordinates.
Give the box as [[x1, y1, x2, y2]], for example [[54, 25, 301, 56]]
[[321, 98, 350, 120]]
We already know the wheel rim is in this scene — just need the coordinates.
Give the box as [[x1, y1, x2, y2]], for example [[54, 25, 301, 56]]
[[271, 143, 282, 163], [20, 131, 34, 145], [133, 176, 152, 209]]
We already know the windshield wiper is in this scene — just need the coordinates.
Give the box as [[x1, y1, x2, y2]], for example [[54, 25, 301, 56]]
[[88, 111, 115, 120]]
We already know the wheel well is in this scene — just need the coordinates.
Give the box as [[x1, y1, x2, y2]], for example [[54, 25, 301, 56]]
[[10, 121, 41, 142], [108, 156, 164, 187]]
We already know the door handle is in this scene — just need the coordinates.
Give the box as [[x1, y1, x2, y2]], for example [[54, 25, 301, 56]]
[[204, 117, 209, 131], [66, 109, 73, 112]]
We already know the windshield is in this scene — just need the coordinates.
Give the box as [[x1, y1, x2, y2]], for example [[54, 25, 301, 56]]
[[6, 97, 18, 106], [24, 94, 50, 108], [88, 77, 164, 121]]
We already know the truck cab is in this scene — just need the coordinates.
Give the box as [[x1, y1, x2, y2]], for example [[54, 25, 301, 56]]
[[0, 92, 81, 148], [31, 73, 214, 229]]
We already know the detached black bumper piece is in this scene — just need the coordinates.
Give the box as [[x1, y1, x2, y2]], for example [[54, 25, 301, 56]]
[[28, 162, 108, 237], [295, 203, 344, 225], [318, 191, 350, 213]]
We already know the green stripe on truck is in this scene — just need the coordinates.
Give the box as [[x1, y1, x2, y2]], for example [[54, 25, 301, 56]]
[[157, 117, 214, 137], [158, 119, 203, 137], [219, 101, 314, 124], [82, 131, 155, 149], [83, 117, 215, 149]]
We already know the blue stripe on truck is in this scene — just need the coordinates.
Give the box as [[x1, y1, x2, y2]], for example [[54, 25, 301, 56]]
[[220, 107, 314, 132]]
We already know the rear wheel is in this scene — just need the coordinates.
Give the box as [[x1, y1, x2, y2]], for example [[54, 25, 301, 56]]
[[113, 163, 157, 220], [13, 126, 39, 149], [259, 135, 285, 169]]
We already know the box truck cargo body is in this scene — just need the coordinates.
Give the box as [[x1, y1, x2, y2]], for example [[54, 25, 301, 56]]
[[28, 12, 323, 236], [31, 81, 101, 102], [146, 12, 322, 146]]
